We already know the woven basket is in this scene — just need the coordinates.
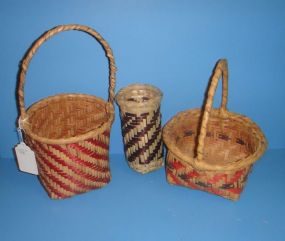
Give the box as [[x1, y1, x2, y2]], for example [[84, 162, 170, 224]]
[[17, 24, 116, 199], [163, 59, 267, 200], [116, 84, 163, 174]]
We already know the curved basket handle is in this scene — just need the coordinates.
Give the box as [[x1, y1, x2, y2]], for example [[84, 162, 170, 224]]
[[18, 24, 116, 120], [196, 59, 228, 163]]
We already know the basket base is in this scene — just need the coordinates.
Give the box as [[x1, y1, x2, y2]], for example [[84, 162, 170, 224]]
[[166, 152, 252, 201], [128, 157, 164, 174], [39, 175, 111, 199]]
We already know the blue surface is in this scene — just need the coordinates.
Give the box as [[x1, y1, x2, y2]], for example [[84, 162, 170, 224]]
[[0, 149, 284, 241], [0, 2, 285, 239], [0, 0, 285, 159]]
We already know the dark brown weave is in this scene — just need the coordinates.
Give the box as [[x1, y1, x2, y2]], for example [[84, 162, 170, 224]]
[[116, 84, 163, 174]]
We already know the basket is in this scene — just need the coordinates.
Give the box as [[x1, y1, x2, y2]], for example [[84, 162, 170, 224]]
[[163, 59, 267, 200], [116, 84, 163, 174], [17, 24, 116, 199]]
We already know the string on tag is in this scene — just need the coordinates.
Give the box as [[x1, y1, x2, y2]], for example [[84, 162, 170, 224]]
[[17, 118, 24, 143]]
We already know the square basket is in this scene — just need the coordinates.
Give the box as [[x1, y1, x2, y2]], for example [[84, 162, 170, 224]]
[[163, 59, 267, 200]]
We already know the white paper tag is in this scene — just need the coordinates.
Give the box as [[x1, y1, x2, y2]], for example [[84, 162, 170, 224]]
[[15, 142, 38, 175]]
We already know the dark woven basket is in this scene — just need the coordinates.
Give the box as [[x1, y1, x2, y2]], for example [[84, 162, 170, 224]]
[[17, 24, 116, 199], [116, 84, 163, 174]]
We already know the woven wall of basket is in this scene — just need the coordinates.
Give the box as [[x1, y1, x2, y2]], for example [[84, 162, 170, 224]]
[[17, 24, 116, 199], [116, 84, 164, 174], [163, 59, 267, 200]]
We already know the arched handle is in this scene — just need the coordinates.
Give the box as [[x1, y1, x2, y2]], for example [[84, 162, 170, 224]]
[[18, 24, 116, 120], [196, 59, 228, 162]]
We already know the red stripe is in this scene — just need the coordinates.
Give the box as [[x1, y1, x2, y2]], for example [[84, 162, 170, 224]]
[[169, 157, 199, 178], [50, 143, 109, 172], [41, 175, 67, 199], [45, 170, 81, 196], [35, 146, 98, 191], [171, 159, 186, 170], [167, 168, 198, 190], [68, 142, 108, 162], [227, 188, 242, 194], [229, 169, 246, 183], [45, 173, 81, 197], [208, 173, 227, 184], [37, 162, 68, 199], [53, 143, 109, 172], [38, 143, 110, 184], [103, 131, 110, 137], [166, 168, 182, 186], [167, 161, 241, 199], [86, 138, 109, 151], [185, 170, 200, 179]]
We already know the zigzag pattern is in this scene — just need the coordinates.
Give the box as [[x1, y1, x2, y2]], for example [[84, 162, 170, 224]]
[[120, 108, 163, 173], [26, 131, 111, 199], [166, 152, 252, 200]]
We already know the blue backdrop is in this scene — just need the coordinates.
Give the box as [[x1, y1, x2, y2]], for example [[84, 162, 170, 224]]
[[0, 0, 284, 158]]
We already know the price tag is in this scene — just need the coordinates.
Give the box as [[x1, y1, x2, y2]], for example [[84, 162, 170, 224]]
[[15, 118, 38, 175], [15, 142, 38, 175]]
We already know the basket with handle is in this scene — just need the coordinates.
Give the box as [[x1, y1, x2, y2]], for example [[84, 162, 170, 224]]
[[17, 24, 116, 199], [163, 59, 267, 200], [116, 84, 164, 174]]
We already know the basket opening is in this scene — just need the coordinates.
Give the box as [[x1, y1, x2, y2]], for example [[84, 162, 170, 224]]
[[123, 88, 159, 103], [127, 96, 150, 103], [166, 110, 259, 166], [116, 84, 162, 108], [25, 94, 112, 140]]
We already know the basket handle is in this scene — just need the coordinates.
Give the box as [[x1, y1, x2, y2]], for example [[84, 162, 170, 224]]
[[196, 59, 228, 162], [18, 24, 116, 120]]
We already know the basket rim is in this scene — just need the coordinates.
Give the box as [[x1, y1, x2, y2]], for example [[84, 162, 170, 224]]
[[115, 83, 162, 110], [20, 93, 114, 145], [162, 108, 267, 171]]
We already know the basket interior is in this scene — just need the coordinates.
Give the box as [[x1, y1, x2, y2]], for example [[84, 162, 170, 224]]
[[25, 94, 112, 139], [165, 109, 260, 166], [124, 89, 156, 103], [116, 84, 162, 108]]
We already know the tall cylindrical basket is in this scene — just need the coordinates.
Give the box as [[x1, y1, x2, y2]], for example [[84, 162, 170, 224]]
[[116, 84, 163, 174]]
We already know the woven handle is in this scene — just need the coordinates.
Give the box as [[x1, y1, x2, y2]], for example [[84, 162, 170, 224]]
[[196, 59, 228, 162], [18, 24, 116, 119]]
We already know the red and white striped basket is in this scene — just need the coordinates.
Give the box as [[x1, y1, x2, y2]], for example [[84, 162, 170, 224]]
[[17, 24, 116, 199]]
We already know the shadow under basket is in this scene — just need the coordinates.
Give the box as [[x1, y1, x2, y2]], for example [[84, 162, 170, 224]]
[[17, 24, 116, 199], [163, 59, 267, 200]]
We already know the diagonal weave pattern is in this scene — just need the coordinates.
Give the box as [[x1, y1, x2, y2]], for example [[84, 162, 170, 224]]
[[17, 24, 116, 199], [120, 108, 163, 174], [116, 84, 164, 174], [26, 131, 111, 199]]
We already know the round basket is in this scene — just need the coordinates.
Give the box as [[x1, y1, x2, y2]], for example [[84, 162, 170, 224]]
[[17, 24, 116, 199], [116, 84, 163, 174], [163, 59, 267, 200]]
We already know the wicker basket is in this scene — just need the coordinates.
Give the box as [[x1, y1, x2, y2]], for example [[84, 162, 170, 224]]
[[163, 59, 267, 200], [116, 84, 163, 174], [17, 24, 116, 199]]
